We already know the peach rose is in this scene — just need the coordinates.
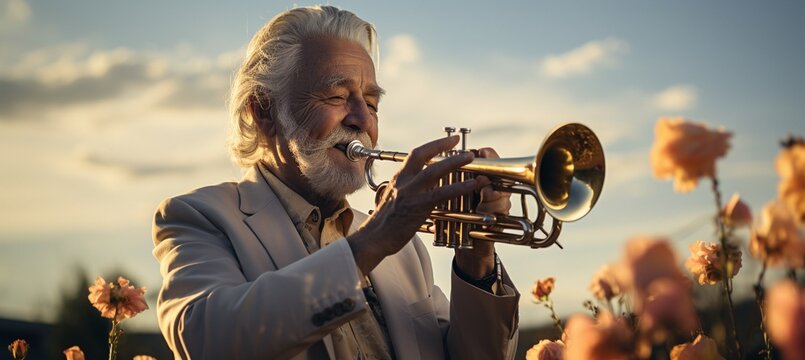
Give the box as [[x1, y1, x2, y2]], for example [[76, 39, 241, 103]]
[[764, 280, 805, 360], [639, 278, 699, 341], [685, 241, 742, 285], [563, 311, 632, 360], [88, 276, 148, 321], [615, 236, 685, 294], [63, 346, 84, 360], [589, 265, 621, 301], [133, 356, 158, 360], [650, 117, 732, 192], [777, 141, 805, 224], [532, 277, 556, 302], [525, 340, 565, 360], [87, 277, 113, 314], [723, 193, 752, 228], [8, 339, 28, 360], [670, 334, 724, 360], [749, 201, 805, 268]]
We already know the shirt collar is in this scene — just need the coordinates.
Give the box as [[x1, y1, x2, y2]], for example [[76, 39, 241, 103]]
[[257, 161, 354, 232]]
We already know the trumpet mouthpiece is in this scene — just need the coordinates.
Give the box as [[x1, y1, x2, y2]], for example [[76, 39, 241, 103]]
[[339, 140, 366, 162]]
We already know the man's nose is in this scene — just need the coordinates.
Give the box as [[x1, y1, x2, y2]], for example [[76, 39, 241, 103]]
[[343, 98, 374, 132]]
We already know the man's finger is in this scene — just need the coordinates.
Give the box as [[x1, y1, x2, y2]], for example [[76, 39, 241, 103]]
[[409, 151, 474, 190], [400, 136, 461, 175], [429, 178, 485, 204], [476, 176, 511, 202], [480, 183, 504, 202], [478, 186, 512, 214], [477, 147, 500, 159]]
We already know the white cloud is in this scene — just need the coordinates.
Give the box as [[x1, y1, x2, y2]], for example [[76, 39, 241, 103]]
[[651, 85, 698, 111], [39, 47, 136, 85], [381, 34, 420, 77], [0, 44, 242, 122], [3, 42, 243, 83], [2, 0, 30, 25], [0, 44, 246, 237], [539, 37, 628, 78]]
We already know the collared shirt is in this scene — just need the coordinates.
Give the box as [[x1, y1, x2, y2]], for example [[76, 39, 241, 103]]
[[259, 162, 393, 360]]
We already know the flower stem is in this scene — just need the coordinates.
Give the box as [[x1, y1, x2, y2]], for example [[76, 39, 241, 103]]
[[710, 176, 743, 359], [606, 298, 615, 315], [108, 319, 119, 360], [542, 299, 564, 335], [754, 262, 772, 360]]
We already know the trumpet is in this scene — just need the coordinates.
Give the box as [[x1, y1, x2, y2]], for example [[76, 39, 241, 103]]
[[339, 123, 605, 249]]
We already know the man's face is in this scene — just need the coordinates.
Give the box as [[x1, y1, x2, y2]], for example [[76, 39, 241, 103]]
[[276, 36, 382, 200]]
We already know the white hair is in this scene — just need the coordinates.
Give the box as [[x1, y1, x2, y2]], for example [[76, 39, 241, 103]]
[[228, 5, 380, 167]]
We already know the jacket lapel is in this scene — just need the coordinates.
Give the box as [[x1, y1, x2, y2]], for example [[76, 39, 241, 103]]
[[237, 166, 336, 359], [238, 166, 308, 270]]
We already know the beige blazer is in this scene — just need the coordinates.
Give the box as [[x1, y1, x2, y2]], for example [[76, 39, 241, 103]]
[[152, 166, 520, 359]]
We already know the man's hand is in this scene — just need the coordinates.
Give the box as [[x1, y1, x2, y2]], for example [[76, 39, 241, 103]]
[[347, 135, 487, 276], [455, 147, 512, 279]]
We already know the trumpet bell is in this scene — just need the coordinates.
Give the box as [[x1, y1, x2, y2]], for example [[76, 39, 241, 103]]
[[536, 123, 605, 222]]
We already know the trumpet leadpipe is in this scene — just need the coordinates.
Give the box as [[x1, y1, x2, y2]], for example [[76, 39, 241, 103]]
[[339, 140, 539, 187], [339, 140, 407, 162]]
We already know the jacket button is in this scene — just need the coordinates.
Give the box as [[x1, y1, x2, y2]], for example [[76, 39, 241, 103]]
[[323, 307, 335, 320], [333, 303, 346, 316], [343, 298, 355, 311], [312, 313, 324, 326]]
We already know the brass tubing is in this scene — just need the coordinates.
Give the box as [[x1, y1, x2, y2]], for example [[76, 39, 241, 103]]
[[468, 230, 530, 245], [433, 127, 454, 247], [433, 175, 448, 247], [429, 210, 497, 225], [457, 169, 474, 249], [446, 168, 458, 248]]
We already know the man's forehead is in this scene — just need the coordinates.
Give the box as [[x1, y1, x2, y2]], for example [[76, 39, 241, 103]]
[[314, 74, 385, 95], [299, 37, 375, 69], [296, 37, 382, 93]]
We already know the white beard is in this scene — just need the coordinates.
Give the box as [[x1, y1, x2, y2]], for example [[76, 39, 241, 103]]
[[276, 105, 373, 200]]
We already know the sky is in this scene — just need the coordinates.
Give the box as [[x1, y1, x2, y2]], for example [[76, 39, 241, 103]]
[[0, 0, 803, 331]]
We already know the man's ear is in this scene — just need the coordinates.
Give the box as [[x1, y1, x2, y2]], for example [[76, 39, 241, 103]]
[[249, 95, 278, 138]]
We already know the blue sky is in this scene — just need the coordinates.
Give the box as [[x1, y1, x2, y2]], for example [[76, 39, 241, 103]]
[[0, 0, 803, 330]]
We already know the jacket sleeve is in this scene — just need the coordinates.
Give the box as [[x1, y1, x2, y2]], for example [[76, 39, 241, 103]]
[[152, 196, 368, 359], [411, 237, 520, 360], [445, 264, 520, 359]]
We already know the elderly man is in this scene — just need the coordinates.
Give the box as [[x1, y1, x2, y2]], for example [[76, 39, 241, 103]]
[[152, 5, 519, 359]]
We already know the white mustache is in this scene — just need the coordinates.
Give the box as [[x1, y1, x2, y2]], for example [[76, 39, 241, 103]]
[[300, 126, 372, 154]]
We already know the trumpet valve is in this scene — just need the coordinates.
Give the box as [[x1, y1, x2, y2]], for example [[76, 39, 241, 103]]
[[459, 127, 471, 151]]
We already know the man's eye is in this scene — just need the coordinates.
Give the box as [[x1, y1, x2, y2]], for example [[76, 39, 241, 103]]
[[366, 102, 378, 112], [322, 94, 347, 104]]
